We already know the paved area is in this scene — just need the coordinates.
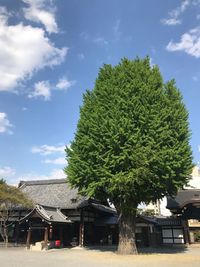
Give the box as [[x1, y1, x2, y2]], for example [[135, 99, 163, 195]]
[[0, 246, 200, 267]]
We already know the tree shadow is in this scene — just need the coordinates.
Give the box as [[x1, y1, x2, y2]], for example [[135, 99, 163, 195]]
[[138, 245, 188, 254], [83, 244, 188, 254]]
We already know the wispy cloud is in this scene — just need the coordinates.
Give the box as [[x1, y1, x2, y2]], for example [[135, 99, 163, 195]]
[[31, 144, 65, 155], [166, 27, 200, 58], [22, 169, 66, 181], [77, 53, 85, 60], [93, 37, 108, 46], [22, 0, 58, 34], [161, 0, 190, 25], [0, 166, 16, 178], [0, 112, 13, 134], [80, 31, 90, 41], [80, 31, 108, 46], [113, 19, 122, 41], [0, 5, 67, 93], [43, 157, 66, 165], [8, 168, 66, 185], [28, 77, 75, 100]]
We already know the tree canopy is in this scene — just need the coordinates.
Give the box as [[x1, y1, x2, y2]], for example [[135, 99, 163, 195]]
[[65, 57, 193, 254], [0, 180, 32, 245]]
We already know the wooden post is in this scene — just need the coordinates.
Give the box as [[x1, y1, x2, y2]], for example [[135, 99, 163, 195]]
[[79, 209, 84, 247], [49, 225, 53, 240], [44, 227, 48, 248], [15, 222, 20, 245], [59, 225, 63, 246], [182, 220, 190, 245], [26, 228, 31, 248]]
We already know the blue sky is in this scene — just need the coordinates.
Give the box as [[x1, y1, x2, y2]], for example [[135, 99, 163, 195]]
[[0, 0, 200, 184]]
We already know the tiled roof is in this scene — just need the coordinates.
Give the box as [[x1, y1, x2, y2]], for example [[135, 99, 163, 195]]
[[19, 179, 87, 209], [90, 202, 116, 214], [167, 189, 200, 210], [19, 204, 72, 224], [138, 215, 182, 226]]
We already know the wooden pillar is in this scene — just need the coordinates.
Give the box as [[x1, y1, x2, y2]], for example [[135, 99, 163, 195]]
[[15, 222, 20, 245], [59, 225, 63, 246], [182, 220, 190, 245], [79, 209, 84, 247], [26, 228, 31, 248], [49, 225, 53, 240], [44, 227, 48, 248]]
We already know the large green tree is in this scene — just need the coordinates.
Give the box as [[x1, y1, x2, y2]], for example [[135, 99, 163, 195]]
[[65, 57, 193, 254], [0, 180, 32, 246]]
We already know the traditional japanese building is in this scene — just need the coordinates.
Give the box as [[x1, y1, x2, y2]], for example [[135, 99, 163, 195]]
[[0, 178, 186, 249], [167, 166, 200, 243], [13, 178, 118, 248]]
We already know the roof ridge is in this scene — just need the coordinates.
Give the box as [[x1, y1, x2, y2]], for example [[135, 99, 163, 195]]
[[19, 178, 67, 187]]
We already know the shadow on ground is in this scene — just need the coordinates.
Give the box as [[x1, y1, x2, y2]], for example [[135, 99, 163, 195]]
[[82, 245, 188, 254]]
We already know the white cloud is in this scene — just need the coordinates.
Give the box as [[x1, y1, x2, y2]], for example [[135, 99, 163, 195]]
[[22, 169, 66, 181], [31, 144, 65, 155], [0, 166, 16, 178], [0, 112, 13, 134], [9, 168, 66, 185], [161, 0, 190, 25], [22, 0, 58, 34], [28, 80, 51, 100], [161, 18, 181, 26], [29, 77, 75, 100], [0, 7, 67, 92], [43, 157, 66, 165], [0, 6, 10, 22], [166, 27, 200, 58], [56, 78, 75, 90]]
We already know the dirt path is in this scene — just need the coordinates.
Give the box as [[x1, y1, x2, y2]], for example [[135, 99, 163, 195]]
[[0, 246, 199, 267]]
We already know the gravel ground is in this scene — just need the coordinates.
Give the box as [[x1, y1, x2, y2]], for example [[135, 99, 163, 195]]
[[0, 246, 200, 267]]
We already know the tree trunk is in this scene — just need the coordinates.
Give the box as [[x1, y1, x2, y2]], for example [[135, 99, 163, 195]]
[[117, 209, 138, 255], [3, 225, 8, 248]]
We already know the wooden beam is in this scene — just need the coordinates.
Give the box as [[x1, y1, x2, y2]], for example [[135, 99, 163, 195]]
[[26, 228, 31, 248]]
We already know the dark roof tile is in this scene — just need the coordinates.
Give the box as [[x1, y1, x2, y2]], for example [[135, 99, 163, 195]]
[[19, 179, 87, 209]]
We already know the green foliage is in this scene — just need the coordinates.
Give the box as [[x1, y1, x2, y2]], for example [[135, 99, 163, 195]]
[[0, 181, 32, 209], [0, 181, 33, 244], [137, 208, 156, 216], [194, 231, 200, 242], [65, 57, 193, 212], [0, 178, 6, 184]]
